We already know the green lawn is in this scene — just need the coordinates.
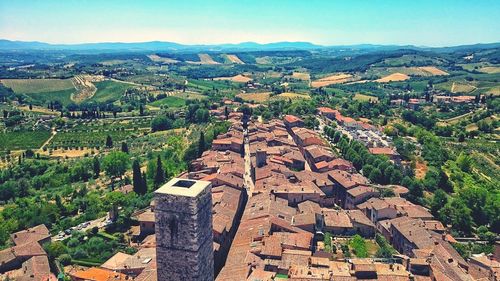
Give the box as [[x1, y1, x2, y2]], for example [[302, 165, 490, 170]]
[[0, 130, 51, 151], [27, 88, 75, 106], [354, 93, 379, 102], [90, 80, 134, 103], [150, 96, 186, 107]]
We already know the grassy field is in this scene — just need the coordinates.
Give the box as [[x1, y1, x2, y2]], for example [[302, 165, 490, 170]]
[[28, 88, 75, 105], [354, 93, 379, 102], [150, 96, 186, 107], [459, 63, 500, 74], [90, 80, 133, 103], [1, 78, 74, 93], [171, 91, 207, 100], [0, 130, 52, 151], [188, 79, 234, 91]]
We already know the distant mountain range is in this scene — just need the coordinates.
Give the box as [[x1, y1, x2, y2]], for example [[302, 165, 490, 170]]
[[0, 39, 499, 53]]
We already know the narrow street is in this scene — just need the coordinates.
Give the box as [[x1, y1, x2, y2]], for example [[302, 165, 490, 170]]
[[243, 128, 254, 197]]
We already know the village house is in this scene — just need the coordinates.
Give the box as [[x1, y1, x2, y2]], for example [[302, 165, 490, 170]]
[[0, 224, 54, 280], [344, 185, 379, 210], [327, 169, 368, 207], [368, 147, 401, 164], [283, 114, 304, 129], [291, 127, 325, 148], [468, 254, 500, 281], [317, 106, 339, 120]]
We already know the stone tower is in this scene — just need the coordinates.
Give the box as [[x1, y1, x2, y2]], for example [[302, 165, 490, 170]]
[[256, 149, 267, 168], [155, 178, 213, 281]]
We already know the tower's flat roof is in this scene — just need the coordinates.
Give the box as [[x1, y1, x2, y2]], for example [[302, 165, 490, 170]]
[[155, 178, 211, 197]]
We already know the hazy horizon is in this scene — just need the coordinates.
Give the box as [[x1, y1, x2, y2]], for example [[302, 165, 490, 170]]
[[1, 0, 500, 47]]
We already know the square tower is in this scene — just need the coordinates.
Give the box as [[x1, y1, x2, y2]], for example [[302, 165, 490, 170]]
[[155, 178, 213, 281]]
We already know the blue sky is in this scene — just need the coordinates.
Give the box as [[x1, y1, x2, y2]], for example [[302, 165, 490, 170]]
[[0, 0, 499, 46]]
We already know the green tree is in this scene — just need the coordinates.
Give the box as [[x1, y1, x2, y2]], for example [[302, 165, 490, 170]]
[[121, 142, 129, 154], [106, 135, 113, 148], [349, 235, 368, 258], [154, 155, 165, 187], [93, 156, 100, 178], [430, 189, 448, 217], [439, 199, 473, 235], [368, 168, 382, 183], [44, 241, 67, 260], [456, 153, 472, 173], [151, 115, 172, 132], [141, 171, 148, 192], [102, 151, 130, 180], [132, 159, 145, 195], [323, 232, 332, 253], [198, 132, 205, 157]]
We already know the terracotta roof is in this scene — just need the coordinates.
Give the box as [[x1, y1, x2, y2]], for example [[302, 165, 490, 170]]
[[11, 224, 50, 246], [284, 114, 303, 124], [323, 210, 353, 228], [347, 210, 375, 227], [317, 107, 338, 114], [101, 252, 133, 270], [347, 185, 377, 197], [70, 267, 129, 281], [328, 170, 367, 189], [15, 255, 54, 281], [136, 209, 155, 223], [297, 200, 322, 214], [369, 147, 399, 156]]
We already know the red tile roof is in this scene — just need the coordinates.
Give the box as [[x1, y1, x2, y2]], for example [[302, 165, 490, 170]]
[[284, 114, 303, 124]]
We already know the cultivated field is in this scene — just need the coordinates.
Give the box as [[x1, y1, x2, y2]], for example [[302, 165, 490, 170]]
[[418, 66, 448, 75], [0, 130, 52, 151], [255, 56, 272, 64], [226, 54, 244, 64], [198, 54, 220, 65], [451, 82, 476, 93], [236, 92, 271, 103], [214, 74, 252, 83], [71, 75, 103, 102], [486, 85, 500, 96], [291, 72, 310, 81], [100, 60, 127, 66], [1, 78, 74, 93], [88, 80, 134, 103], [273, 92, 311, 100], [150, 96, 186, 107], [147, 54, 179, 64], [459, 63, 500, 74], [375, 73, 410, 83], [353, 93, 379, 102], [311, 73, 353, 87], [480, 66, 500, 74]]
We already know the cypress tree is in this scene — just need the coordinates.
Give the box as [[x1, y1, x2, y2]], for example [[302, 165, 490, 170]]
[[121, 142, 129, 154], [154, 155, 165, 187], [198, 132, 205, 157], [132, 159, 145, 195], [106, 135, 113, 148], [93, 156, 100, 178], [141, 171, 148, 192]]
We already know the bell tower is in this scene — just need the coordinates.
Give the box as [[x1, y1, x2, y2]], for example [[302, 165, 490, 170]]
[[155, 178, 213, 281]]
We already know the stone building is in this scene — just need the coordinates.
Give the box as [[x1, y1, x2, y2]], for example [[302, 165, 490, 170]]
[[155, 178, 214, 281]]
